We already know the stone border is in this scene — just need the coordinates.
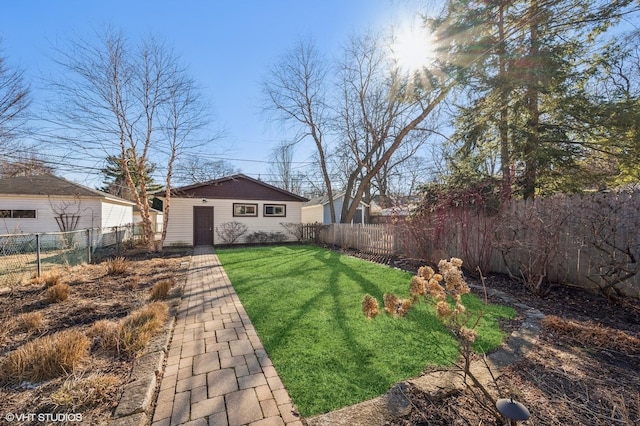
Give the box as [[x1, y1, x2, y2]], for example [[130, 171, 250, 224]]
[[109, 258, 191, 426], [306, 285, 544, 426]]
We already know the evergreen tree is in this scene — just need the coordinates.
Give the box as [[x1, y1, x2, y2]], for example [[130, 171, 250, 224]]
[[101, 148, 163, 202], [444, 0, 639, 197]]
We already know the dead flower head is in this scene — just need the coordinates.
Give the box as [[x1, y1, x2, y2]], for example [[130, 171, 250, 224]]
[[459, 326, 477, 343], [418, 266, 434, 280], [362, 295, 379, 319]]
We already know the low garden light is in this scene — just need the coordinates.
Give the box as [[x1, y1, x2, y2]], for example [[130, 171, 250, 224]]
[[496, 398, 530, 425]]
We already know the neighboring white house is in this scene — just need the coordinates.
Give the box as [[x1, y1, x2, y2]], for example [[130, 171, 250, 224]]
[[0, 174, 134, 234], [301, 192, 368, 224], [133, 206, 164, 234], [155, 174, 308, 246]]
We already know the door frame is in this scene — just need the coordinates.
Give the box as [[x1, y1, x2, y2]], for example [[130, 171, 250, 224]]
[[193, 206, 214, 245]]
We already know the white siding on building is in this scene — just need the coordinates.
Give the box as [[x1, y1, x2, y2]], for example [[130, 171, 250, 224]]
[[301, 204, 323, 224], [101, 200, 134, 228], [163, 198, 304, 246], [0, 195, 132, 234]]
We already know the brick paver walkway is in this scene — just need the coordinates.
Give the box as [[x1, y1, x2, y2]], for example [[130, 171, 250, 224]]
[[152, 246, 302, 426]]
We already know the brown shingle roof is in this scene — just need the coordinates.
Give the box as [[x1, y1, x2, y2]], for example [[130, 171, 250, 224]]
[[156, 174, 308, 202], [0, 174, 133, 204]]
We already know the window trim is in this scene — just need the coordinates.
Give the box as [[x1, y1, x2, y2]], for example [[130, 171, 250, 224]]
[[263, 204, 286, 217], [233, 203, 258, 217]]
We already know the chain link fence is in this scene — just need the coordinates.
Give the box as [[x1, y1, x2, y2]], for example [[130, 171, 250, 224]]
[[0, 224, 141, 288]]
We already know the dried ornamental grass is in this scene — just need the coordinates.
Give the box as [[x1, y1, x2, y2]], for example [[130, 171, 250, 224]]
[[149, 279, 173, 301], [45, 283, 71, 303], [105, 256, 129, 275], [91, 302, 168, 357], [0, 330, 89, 385], [125, 275, 140, 290], [49, 373, 121, 409], [31, 269, 62, 287], [361, 295, 379, 319], [17, 312, 43, 331]]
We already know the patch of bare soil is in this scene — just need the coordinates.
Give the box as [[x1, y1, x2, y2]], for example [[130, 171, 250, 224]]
[[333, 247, 640, 425], [0, 248, 190, 425]]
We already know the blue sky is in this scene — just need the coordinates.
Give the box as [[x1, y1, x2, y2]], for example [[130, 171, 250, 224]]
[[0, 0, 426, 186]]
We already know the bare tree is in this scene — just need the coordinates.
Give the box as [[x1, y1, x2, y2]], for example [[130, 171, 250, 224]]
[[262, 40, 338, 222], [0, 156, 53, 177], [0, 42, 30, 156], [46, 28, 216, 250], [268, 140, 305, 193], [173, 157, 239, 185], [333, 31, 449, 223]]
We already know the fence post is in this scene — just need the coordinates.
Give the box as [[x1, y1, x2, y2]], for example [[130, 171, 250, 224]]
[[115, 226, 120, 254], [86, 229, 92, 264], [36, 234, 41, 278]]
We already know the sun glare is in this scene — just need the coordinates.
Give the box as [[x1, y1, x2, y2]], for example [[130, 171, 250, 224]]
[[391, 17, 438, 75]]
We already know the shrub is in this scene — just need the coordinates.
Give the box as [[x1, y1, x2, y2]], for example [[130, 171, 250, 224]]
[[246, 231, 286, 244], [280, 223, 305, 241], [91, 302, 168, 357], [216, 221, 249, 244], [105, 256, 129, 275], [49, 373, 121, 409], [45, 283, 71, 303], [0, 330, 89, 384], [17, 312, 43, 331], [149, 279, 173, 301]]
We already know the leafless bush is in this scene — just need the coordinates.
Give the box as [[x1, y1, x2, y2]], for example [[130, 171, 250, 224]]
[[576, 190, 640, 300], [280, 222, 304, 241], [494, 197, 573, 296], [215, 221, 248, 244], [246, 231, 286, 244]]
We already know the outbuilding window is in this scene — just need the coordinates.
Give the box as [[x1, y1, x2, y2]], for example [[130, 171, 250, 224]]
[[0, 209, 37, 218], [233, 203, 258, 217], [264, 204, 286, 217]]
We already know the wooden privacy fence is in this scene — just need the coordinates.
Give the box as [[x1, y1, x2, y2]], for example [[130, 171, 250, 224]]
[[317, 189, 640, 299], [317, 223, 407, 256]]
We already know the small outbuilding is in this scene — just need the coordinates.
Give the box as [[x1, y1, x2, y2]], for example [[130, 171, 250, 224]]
[[0, 174, 134, 234], [155, 174, 308, 246], [302, 192, 368, 224]]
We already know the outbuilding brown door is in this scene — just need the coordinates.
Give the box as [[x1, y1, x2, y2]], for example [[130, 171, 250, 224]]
[[193, 206, 214, 245]]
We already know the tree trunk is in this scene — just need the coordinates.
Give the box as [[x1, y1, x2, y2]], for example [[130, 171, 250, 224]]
[[498, 2, 511, 200], [523, 0, 540, 201]]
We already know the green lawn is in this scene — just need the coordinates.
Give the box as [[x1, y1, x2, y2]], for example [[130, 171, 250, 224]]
[[217, 245, 514, 416]]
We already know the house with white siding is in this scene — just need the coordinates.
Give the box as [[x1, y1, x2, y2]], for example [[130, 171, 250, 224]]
[[0, 174, 134, 234], [301, 192, 368, 224], [155, 174, 308, 246]]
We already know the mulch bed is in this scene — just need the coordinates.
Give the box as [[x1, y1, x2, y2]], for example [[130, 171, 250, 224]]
[[328, 246, 640, 425], [0, 248, 191, 425]]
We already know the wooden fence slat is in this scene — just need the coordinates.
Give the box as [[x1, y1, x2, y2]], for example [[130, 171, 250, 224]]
[[319, 189, 640, 298]]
